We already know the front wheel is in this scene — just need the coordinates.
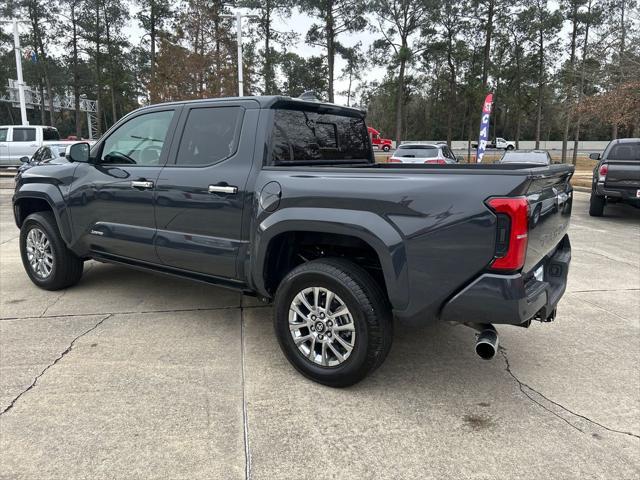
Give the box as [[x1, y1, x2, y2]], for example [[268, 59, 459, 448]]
[[589, 194, 605, 217], [274, 258, 393, 387], [20, 212, 84, 290], [382, 145, 390, 152], [506, 145, 515, 150]]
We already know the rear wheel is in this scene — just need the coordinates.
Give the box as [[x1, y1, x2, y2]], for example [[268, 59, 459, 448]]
[[589, 194, 605, 217], [382, 145, 390, 152], [274, 258, 392, 387], [20, 212, 84, 290]]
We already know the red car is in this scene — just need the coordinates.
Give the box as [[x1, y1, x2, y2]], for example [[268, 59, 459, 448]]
[[368, 127, 393, 151]]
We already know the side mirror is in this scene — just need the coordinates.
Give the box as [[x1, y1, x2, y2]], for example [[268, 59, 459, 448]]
[[66, 142, 90, 163], [589, 152, 601, 160], [19, 156, 30, 163]]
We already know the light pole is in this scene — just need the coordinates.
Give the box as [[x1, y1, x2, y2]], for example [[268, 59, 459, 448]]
[[221, 10, 257, 97], [1, 19, 29, 125]]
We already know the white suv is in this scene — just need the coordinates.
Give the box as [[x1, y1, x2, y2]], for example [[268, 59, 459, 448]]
[[390, 143, 459, 164]]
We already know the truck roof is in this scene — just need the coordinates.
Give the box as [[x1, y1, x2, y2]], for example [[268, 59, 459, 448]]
[[137, 95, 366, 117]]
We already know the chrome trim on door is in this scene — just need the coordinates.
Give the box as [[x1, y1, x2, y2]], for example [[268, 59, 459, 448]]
[[208, 185, 238, 194], [131, 180, 154, 189]]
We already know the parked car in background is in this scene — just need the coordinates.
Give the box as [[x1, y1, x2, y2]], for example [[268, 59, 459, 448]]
[[589, 138, 640, 216], [472, 137, 516, 150], [499, 150, 552, 165], [0, 125, 61, 166], [390, 143, 459, 164], [368, 126, 393, 151], [17, 144, 69, 174]]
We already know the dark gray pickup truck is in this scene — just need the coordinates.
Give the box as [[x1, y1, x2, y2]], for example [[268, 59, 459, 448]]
[[589, 138, 640, 216], [13, 96, 574, 386]]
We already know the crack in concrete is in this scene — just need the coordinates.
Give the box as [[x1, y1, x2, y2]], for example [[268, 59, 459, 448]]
[[240, 306, 252, 480], [0, 303, 271, 322], [40, 290, 67, 317], [500, 347, 640, 440], [0, 235, 18, 246], [0, 314, 113, 417], [568, 288, 640, 294], [574, 247, 639, 268]]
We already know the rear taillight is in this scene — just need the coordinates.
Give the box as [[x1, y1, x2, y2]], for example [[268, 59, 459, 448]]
[[486, 197, 529, 271], [598, 164, 608, 181], [424, 159, 446, 164], [389, 158, 401, 163]]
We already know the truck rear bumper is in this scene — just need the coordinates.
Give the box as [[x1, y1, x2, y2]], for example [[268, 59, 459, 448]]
[[596, 182, 640, 202], [440, 235, 571, 326]]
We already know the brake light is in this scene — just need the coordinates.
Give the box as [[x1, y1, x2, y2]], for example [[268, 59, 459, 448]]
[[389, 158, 401, 163], [424, 159, 446, 164], [598, 164, 608, 181], [486, 197, 529, 271]]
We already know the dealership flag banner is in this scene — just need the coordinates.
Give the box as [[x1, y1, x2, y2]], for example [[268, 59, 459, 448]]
[[476, 93, 493, 163]]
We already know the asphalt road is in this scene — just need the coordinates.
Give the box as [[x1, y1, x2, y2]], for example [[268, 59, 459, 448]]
[[0, 185, 638, 479]]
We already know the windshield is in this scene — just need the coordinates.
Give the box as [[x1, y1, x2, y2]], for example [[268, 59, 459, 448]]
[[500, 152, 549, 163], [395, 147, 438, 158], [606, 142, 640, 161]]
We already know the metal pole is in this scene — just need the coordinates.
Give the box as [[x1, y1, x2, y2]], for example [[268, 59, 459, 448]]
[[12, 20, 28, 125], [236, 10, 243, 97]]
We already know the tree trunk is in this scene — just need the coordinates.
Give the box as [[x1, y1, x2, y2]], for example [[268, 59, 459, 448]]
[[95, 0, 103, 135], [395, 57, 406, 145], [263, 0, 274, 95], [481, 0, 495, 89], [150, 1, 157, 103], [72, 3, 81, 138], [561, 3, 579, 163], [534, 30, 544, 149], [572, 0, 592, 165], [326, 4, 335, 103]]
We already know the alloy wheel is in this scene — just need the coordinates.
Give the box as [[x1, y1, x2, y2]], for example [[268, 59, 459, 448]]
[[288, 287, 356, 367]]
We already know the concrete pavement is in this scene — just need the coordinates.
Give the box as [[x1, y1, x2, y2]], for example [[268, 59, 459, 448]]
[[0, 185, 638, 479]]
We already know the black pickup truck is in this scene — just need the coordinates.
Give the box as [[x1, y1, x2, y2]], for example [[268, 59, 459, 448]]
[[13, 96, 574, 386], [589, 138, 640, 216]]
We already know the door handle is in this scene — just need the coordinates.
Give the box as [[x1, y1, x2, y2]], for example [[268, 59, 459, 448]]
[[131, 180, 154, 189], [208, 185, 238, 194]]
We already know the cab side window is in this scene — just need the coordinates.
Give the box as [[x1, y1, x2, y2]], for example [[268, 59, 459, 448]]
[[0, 128, 7, 142], [100, 110, 174, 166], [175, 107, 243, 167]]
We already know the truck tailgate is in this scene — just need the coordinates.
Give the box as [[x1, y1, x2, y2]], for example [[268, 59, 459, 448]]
[[604, 160, 640, 191], [523, 166, 573, 272]]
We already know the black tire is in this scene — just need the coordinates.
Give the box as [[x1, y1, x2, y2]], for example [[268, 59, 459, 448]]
[[274, 258, 393, 387], [20, 212, 84, 290], [382, 145, 390, 152], [506, 145, 515, 150], [589, 194, 605, 217]]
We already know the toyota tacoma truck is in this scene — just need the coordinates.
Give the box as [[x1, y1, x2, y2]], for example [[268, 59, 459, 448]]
[[589, 138, 640, 216], [13, 96, 574, 387]]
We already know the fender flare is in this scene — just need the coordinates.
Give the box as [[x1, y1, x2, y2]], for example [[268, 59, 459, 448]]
[[251, 207, 409, 310], [13, 185, 73, 245]]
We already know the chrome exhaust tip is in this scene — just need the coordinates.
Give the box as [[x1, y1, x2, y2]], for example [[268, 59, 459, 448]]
[[475, 326, 499, 360]]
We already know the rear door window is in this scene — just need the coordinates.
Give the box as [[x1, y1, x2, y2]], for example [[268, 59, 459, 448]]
[[174, 106, 243, 166], [0, 128, 7, 142], [271, 109, 370, 165], [12, 128, 36, 142], [43, 128, 60, 141]]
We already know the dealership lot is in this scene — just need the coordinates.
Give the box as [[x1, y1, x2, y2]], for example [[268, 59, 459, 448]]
[[0, 183, 638, 479]]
